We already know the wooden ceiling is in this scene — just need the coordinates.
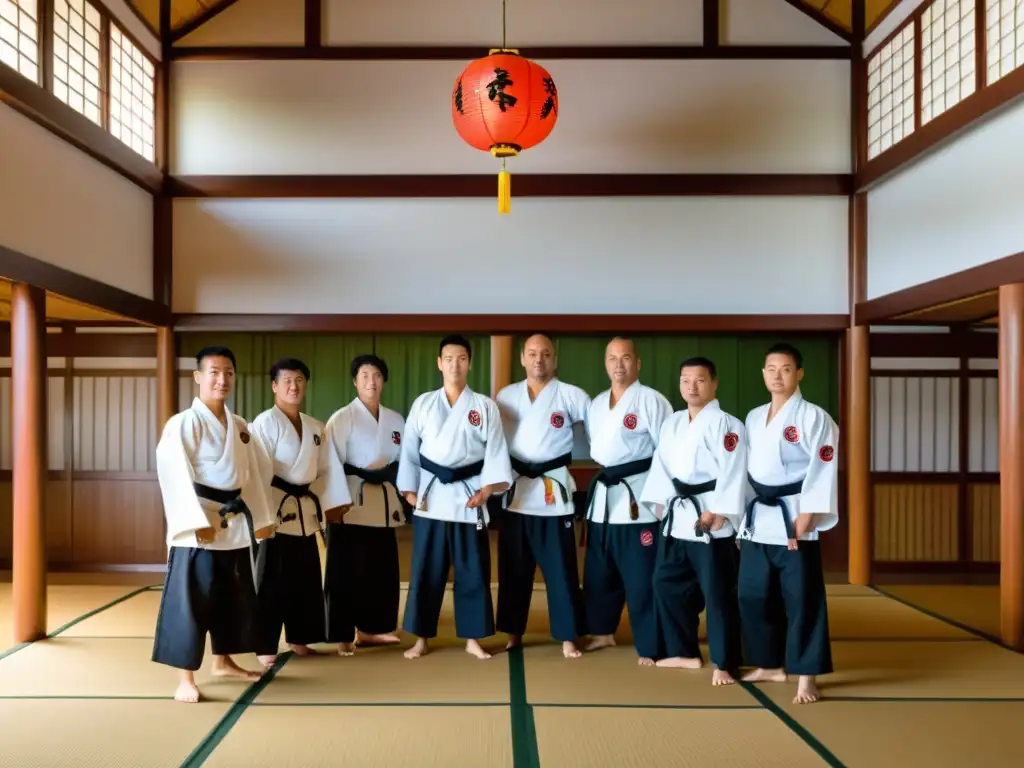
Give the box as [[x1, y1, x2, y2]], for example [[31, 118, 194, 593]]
[[126, 0, 902, 37], [0, 279, 135, 323], [893, 291, 1000, 326]]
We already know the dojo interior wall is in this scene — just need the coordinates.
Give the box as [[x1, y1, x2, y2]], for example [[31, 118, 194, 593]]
[[0, 103, 155, 300], [866, 81, 1024, 300], [869, 334, 1000, 565], [168, 0, 851, 316]]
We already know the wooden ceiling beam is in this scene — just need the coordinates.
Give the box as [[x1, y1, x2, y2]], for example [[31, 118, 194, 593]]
[[169, 0, 241, 43], [779, 0, 854, 42]]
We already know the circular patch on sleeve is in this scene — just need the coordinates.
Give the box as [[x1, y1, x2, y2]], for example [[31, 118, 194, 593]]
[[240, 431, 250, 444], [783, 426, 799, 443], [819, 445, 835, 462], [724, 432, 739, 452], [623, 413, 638, 430], [392, 431, 402, 445], [551, 413, 565, 429], [468, 410, 482, 427]]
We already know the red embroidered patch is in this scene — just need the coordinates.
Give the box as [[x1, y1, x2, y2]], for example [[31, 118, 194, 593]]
[[640, 529, 654, 547], [819, 445, 834, 462], [392, 431, 401, 445], [724, 432, 739, 452], [623, 413, 638, 430], [551, 412, 565, 429], [239, 431, 250, 444], [783, 426, 799, 443], [468, 410, 482, 427]]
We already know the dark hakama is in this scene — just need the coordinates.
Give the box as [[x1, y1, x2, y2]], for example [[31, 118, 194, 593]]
[[151, 545, 259, 670], [325, 522, 401, 643], [653, 535, 742, 671], [496, 511, 584, 642], [253, 533, 327, 655]]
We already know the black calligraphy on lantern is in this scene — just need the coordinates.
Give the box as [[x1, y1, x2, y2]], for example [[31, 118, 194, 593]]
[[540, 77, 557, 120], [453, 78, 464, 114], [487, 68, 517, 111]]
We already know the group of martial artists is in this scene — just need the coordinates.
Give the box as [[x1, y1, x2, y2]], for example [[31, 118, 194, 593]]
[[151, 333, 839, 707]]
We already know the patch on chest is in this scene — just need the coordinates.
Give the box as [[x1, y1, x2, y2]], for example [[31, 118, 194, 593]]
[[468, 410, 482, 427], [623, 413, 638, 430], [783, 426, 799, 443], [550, 412, 565, 429], [392, 431, 401, 445], [239, 431, 250, 445], [819, 445, 834, 462], [723, 432, 739, 452], [640, 529, 654, 547], [313, 433, 322, 446]]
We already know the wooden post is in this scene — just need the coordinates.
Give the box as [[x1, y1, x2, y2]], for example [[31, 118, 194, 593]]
[[847, 324, 871, 584], [999, 284, 1024, 650], [490, 336, 514, 398], [156, 327, 177, 432], [10, 283, 47, 642]]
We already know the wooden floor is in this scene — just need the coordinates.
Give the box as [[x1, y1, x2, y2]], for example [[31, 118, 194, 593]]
[[0, 576, 1017, 767]]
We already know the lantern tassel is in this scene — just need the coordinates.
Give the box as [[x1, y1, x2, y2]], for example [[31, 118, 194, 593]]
[[498, 164, 511, 215]]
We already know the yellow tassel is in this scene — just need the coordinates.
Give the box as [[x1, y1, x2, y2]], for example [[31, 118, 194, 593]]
[[498, 168, 511, 214], [543, 477, 555, 506]]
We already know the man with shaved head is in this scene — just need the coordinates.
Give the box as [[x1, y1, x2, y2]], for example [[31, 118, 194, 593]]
[[581, 337, 673, 665], [495, 333, 591, 658]]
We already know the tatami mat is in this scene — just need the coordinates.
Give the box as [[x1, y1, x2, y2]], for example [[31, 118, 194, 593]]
[[255, 645, 511, 704], [752, 701, 1024, 767], [0, 584, 154, 648], [879, 585, 1001, 638], [59, 588, 162, 638], [0, 579, 1021, 767], [523, 643, 755, 707], [0, 637, 260, 700], [533, 707, 825, 768], [757, 640, 1024, 701], [0, 698, 233, 768], [205, 705, 515, 767]]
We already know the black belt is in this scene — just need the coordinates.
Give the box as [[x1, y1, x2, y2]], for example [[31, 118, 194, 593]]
[[506, 452, 573, 508], [343, 461, 405, 526], [665, 477, 718, 544], [582, 457, 653, 550], [271, 475, 324, 537], [418, 455, 487, 530], [744, 475, 804, 541], [193, 482, 259, 590]]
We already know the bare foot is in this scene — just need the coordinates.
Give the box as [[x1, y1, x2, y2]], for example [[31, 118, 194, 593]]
[[174, 672, 201, 703], [506, 635, 522, 650], [357, 631, 401, 645], [583, 634, 616, 652], [655, 656, 703, 669], [288, 644, 319, 656], [793, 675, 820, 704], [742, 667, 787, 683], [404, 638, 429, 660], [712, 668, 737, 686], [211, 656, 263, 681], [562, 641, 582, 659], [466, 639, 492, 660], [257, 655, 277, 667], [638, 657, 655, 666], [337, 642, 355, 657]]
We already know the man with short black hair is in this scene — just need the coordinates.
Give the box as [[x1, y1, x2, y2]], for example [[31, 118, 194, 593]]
[[248, 358, 329, 667], [738, 342, 839, 705], [152, 346, 277, 703], [640, 356, 746, 685], [398, 335, 512, 660], [320, 353, 408, 655]]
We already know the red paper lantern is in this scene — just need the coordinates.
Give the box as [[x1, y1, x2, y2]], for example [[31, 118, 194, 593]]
[[452, 50, 559, 213]]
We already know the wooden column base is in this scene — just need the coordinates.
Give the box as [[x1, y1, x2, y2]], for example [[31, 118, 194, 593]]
[[847, 324, 872, 585], [999, 285, 1024, 650]]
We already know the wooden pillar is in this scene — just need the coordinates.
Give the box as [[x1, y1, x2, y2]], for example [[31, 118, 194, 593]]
[[847, 325, 871, 584], [156, 327, 177, 432], [490, 335, 514, 398], [10, 283, 47, 642], [999, 284, 1024, 650]]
